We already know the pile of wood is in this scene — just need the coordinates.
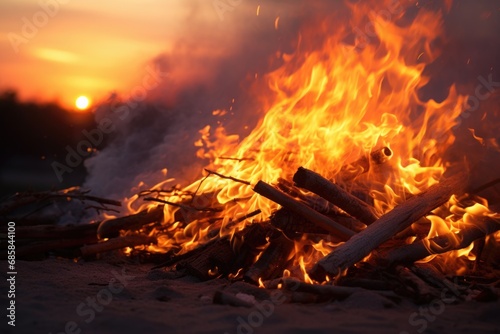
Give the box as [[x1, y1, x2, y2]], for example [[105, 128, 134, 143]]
[[0, 188, 164, 260], [1, 148, 499, 304]]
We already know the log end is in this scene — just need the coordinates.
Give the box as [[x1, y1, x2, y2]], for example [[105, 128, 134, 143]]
[[308, 262, 332, 282], [292, 166, 308, 187]]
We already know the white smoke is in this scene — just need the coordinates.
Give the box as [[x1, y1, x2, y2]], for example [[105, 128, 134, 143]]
[[82, 0, 500, 205]]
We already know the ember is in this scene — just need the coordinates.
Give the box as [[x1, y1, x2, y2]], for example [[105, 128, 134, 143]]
[[2, 0, 499, 325]]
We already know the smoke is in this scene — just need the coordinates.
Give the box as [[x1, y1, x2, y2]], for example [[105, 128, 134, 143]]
[[83, 0, 500, 205], [82, 0, 307, 200]]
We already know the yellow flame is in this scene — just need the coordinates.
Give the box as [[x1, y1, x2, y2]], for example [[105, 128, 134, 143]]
[[122, 1, 493, 277]]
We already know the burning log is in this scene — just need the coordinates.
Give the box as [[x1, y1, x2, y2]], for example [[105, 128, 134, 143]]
[[177, 238, 235, 280], [213, 290, 254, 308], [309, 172, 468, 281], [80, 235, 157, 257], [174, 223, 273, 280], [277, 178, 337, 215], [97, 205, 164, 239], [281, 278, 398, 300], [253, 181, 356, 240], [379, 216, 500, 266], [395, 266, 440, 303], [293, 167, 378, 225], [338, 146, 393, 181], [12, 235, 98, 259], [244, 231, 295, 283], [0, 187, 121, 216]]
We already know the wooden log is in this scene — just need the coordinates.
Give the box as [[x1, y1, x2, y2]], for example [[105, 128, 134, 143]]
[[293, 167, 378, 225], [379, 216, 500, 266], [281, 278, 397, 300], [0, 188, 121, 216], [277, 178, 337, 215], [410, 264, 462, 299], [213, 290, 254, 308], [16, 223, 99, 239], [177, 238, 235, 280], [244, 232, 294, 284], [97, 205, 164, 239], [11, 235, 98, 259], [270, 208, 363, 239], [253, 181, 356, 240], [80, 235, 156, 257], [309, 172, 468, 281], [395, 266, 440, 303]]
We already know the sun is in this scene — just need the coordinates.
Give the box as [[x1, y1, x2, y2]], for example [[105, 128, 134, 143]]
[[75, 95, 90, 110]]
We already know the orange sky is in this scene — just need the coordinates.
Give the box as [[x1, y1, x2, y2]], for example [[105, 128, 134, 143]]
[[0, 0, 213, 110]]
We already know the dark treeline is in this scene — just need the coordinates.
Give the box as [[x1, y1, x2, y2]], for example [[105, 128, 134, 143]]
[[0, 90, 96, 195]]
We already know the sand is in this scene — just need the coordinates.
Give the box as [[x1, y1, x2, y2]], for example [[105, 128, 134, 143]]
[[1, 258, 499, 334]]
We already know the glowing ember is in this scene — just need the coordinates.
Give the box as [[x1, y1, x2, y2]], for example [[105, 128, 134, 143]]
[[121, 0, 497, 280]]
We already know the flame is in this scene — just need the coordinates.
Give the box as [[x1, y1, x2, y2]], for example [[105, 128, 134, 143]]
[[120, 1, 496, 278]]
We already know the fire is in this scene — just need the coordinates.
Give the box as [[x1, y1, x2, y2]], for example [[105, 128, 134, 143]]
[[121, 1, 496, 278]]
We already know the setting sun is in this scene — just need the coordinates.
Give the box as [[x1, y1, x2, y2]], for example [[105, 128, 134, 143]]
[[75, 96, 90, 110]]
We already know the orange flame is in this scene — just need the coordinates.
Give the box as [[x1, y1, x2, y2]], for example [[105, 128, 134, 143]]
[[121, 1, 495, 277]]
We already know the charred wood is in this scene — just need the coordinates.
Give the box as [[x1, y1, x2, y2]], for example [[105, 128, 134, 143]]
[[253, 181, 356, 240], [97, 205, 164, 239], [12, 235, 98, 259], [309, 172, 468, 280], [244, 231, 294, 284], [338, 146, 393, 181], [281, 278, 398, 301], [80, 235, 157, 257], [177, 238, 235, 280], [293, 167, 378, 225], [379, 216, 500, 266], [16, 223, 99, 239]]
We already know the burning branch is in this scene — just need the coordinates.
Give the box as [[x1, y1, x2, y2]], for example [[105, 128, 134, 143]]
[[293, 167, 378, 225], [309, 172, 468, 281], [338, 146, 393, 181], [0, 187, 121, 216], [244, 231, 295, 283], [253, 180, 356, 240], [379, 216, 500, 266]]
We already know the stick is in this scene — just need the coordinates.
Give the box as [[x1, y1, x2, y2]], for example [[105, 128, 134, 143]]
[[244, 232, 295, 283], [0, 188, 121, 216], [253, 181, 356, 240], [80, 235, 156, 257], [204, 169, 251, 186], [410, 264, 462, 298], [177, 238, 235, 280], [97, 205, 164, 239], [379, 216, 500, 266], [277, 178, 337, 215], [309, 172, 468, 280], [293, 167, 378, 225], [12, 235, 98, 259], [16, 223, 99, 239], [395, 266, 440, 303], [282, 278, 397, 299]]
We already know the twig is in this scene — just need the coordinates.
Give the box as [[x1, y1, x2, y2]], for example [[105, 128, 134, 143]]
[[204, 169, 251, 186], [143, 197, 222, 212]]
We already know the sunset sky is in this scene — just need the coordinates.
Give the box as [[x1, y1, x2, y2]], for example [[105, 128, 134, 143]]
[[0, 0, 230, 110]]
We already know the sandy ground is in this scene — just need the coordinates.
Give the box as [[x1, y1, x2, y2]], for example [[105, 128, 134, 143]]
[[1, 258, 499, 334]]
